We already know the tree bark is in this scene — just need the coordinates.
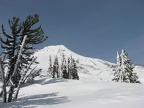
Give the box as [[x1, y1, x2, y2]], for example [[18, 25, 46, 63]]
[[8, 85, 14, 102]]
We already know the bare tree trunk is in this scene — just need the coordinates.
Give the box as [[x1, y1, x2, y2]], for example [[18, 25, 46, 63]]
[[8, 85, 14, 102], [13, 57, 37, 100], [13, 83, 20, 100], [0, 56, 7, 103], [2, 81, 7, 103]]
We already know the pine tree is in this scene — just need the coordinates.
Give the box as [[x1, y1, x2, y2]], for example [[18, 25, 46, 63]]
[[0, 14, 47, 102], [61, 54, 68, 79], [113, 49, 140, 83], [71, 58, 79, 80], [53, 56, 59, 78], [113, 51, 123, 82], [62, 65, 68, 79], [67, 56, 79, 80], [1, 17, 22, 87], [48, 55, 53, 77], [50, 55, 79, 80], [121, 49, 139, 83], [67, 57, 71, 79]]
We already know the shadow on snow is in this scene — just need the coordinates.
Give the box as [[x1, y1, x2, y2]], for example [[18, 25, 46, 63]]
[[0, 92, 70, 108]]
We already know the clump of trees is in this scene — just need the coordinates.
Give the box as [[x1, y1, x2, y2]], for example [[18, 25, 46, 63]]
[[48, 55, 79, 80], [0, 14, 47, 103], [113, 49, 140, 83]]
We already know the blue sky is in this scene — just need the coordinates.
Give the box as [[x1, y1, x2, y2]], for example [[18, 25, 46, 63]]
[[0, 0, 144, 64]]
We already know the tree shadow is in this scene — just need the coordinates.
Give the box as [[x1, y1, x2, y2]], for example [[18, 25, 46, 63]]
[[0, 92, 70, 108]]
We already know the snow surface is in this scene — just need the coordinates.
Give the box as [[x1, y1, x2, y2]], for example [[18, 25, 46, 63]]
[[0, 78, 144, 108], [0, 45, 144, 108]]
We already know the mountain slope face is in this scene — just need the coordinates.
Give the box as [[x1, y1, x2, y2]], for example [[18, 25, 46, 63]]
[[33, 45, 144, 83]]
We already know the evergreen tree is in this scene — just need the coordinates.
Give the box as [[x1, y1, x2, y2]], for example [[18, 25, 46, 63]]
[[67, 56, 79, 80], [53, 56, 59, 78], [48, 55, 53, 77], [61, 54, 68, 79], [49, 55, 79, 80], [1, 17, 22, 86], [71, 58, 79, 80], [113, 49, 139, 83], [0, 14, 47, 102], [62, 64, 68, 79], [121, 49, 139, 83], [113, 51, 123, 82], [67, 57, 71, 79]]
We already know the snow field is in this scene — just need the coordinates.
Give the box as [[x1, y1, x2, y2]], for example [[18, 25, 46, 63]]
[[1, 78, 144, 108]]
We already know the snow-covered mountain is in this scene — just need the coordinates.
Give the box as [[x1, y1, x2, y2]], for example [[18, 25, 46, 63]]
[[33, 45, 144, 83]]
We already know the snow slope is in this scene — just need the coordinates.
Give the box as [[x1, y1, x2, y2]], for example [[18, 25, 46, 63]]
[[0, 45, 144, 108], [0, 78, 144, 108]]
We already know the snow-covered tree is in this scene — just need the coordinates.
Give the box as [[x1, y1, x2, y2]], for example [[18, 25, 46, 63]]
[[113, 51, 123, 82], [52, 56, 59, 78], [71, 58, 79, 80], [67, 57, 71, 79], [48, 55, 79, 80], [121, 49, 139, 83], [113, 49, 139, 83], [67, 56, 79, 80], [48, 55, 53, 77], [61, 54, 68, 79]]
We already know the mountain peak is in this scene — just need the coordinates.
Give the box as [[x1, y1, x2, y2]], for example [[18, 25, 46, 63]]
[[39, 45, 78, 58], [57, 45, 69, 52], [42, 45, 67, 51]]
